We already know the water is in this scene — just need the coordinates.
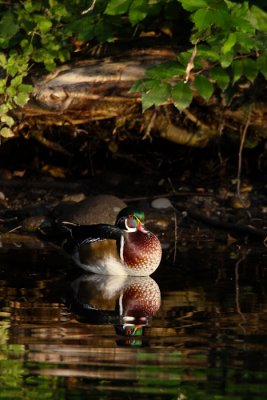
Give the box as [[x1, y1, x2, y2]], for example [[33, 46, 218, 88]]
[[0, 238, 266, 399]]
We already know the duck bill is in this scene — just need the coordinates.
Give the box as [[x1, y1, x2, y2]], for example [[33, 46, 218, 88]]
[[137, 220, 148, 233]]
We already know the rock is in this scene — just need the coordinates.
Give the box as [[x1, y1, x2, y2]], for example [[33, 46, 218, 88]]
[[21, 216, 53, 232], [151, 198, 172, 209], [53, 194, 127, 225]]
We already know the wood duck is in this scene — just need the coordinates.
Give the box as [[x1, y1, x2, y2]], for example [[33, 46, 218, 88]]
[[61, 206, 162, 276]]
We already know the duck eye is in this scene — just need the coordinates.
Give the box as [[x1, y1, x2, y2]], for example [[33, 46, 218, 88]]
[[126, 215, 137, 228]]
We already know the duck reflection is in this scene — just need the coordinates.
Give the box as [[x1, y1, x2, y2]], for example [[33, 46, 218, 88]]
[[71, 274, 161, 346]]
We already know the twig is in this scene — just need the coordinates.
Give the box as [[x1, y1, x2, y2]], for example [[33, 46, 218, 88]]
[[143, 109, 157, 140], [184, 42, 198, 83], [173, 205, 267, 239], [236, 107, 252, 217], [32, 131, 73, 156], [122, 191, 214, 202], [82, 0, 97, 15], [183, 108, 210, 131]]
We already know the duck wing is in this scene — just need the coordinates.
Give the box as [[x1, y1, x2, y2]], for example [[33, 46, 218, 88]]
[[60, 222, 122, 246]]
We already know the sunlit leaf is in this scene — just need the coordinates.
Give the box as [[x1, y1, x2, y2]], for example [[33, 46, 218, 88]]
[[249, 5, 267, 32], [105, 0, 131, 15], [19, 84, 32, 93], [6, 86, 16, 96], [180, 0, 207, 12], [14, 92, 30, 107], [38, 19, 52, 33], [0, 52, 7, 67], [1, 114, 14, 127], [220, 51, 233, 68], [0, 79, 6, 94], [194, 75, 213, 101], [0, 104, 11, 115], [222, 32, 237, 54], [10, 76, 22, 88], [191, 8, 214, 31], [172, 81, 193, 111], [129, 0, 149, 25], [0, 127, 15, 138]]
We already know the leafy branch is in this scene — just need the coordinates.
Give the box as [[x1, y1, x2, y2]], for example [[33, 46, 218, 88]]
[[0, 0, 266, 140]]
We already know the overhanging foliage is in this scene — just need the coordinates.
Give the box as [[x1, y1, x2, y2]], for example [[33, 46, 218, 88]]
[[0, 0, 266, 142]]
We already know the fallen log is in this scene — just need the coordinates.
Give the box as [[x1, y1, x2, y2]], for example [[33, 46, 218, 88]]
[[23, 49, 176, 121], [13, 48, 267, 148]]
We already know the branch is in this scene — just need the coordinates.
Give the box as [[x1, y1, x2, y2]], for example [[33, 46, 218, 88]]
[[32, 131, 73, 156], [81, 0, 97, 15], [236, 106, 252, 213]]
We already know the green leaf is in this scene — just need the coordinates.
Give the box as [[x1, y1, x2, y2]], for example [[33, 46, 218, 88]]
[[38, 19, 53, 34], [44, 57, 56, 71], [18, 84, 33, 94], [194, 75, 213, 101], [49, 3, 68, 18], [209, 67, 230, 91], [257, 54, 267, 79], [141, 81, 171, 111], [145, 61, 185, 80], [222, 32, 237, 54], [0, 127, 15, 138], [6, 86, 16, 96], [24, 0, 34, 13], [191, 8, 214, 31], [10, 76, 23, 88], [171, 81, 193, 111], [105, 0, 131, 15], [197, 45, 220, 62], [14, 92, 30, 107], [129, 0, 148, 25], [180, 0, 207, 12], [0, 79, 6, 94], [232, 58, 258, 83], [1, 114, 14, 127], [178, 51, 192, 67], [0, 52, 7, 67], [0, 13, 19, 40], [249, 5, 267, 32], [220, 51, 233, 68], [0, 104, 11, 115], [130, 79, 146, 93], [212, 9, 233, 29], [65, 16, 95, 41], [235, 32, 257, 52]]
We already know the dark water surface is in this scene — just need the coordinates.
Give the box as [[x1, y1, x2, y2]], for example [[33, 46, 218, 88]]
[[0, 240, 267, 400]]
